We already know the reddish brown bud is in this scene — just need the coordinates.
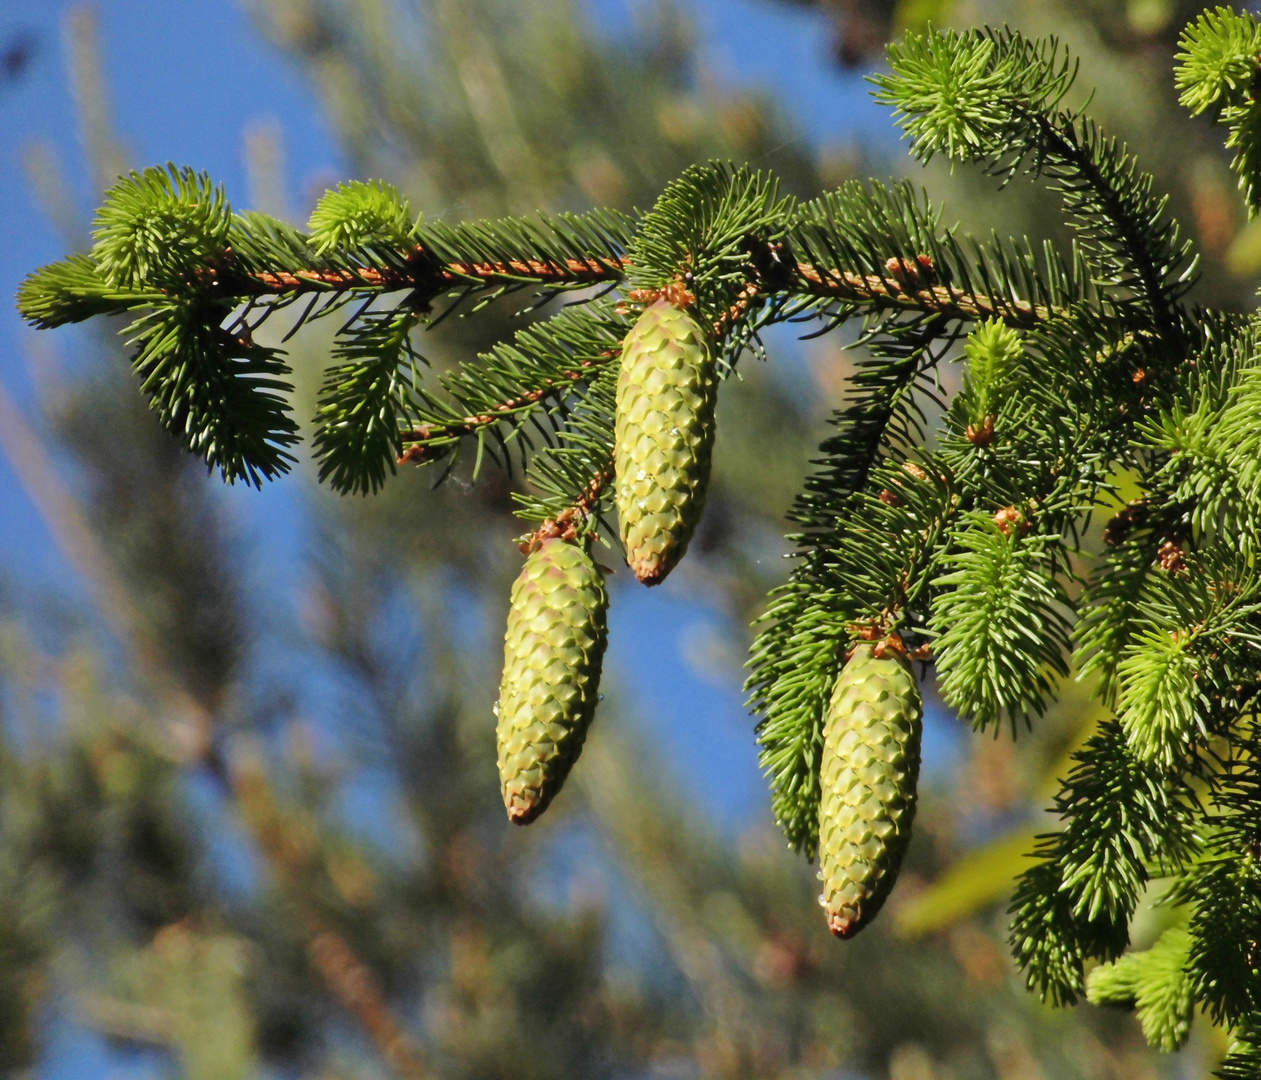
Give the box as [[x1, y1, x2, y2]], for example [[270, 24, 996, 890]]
[[1158, 540, 1187, 574], [660, 280, 697, 308], [883, 253, 937, 291], [993, 506, 1024, 535], [872, 633, 908, 659], [965, 415, 995, 447], [397, 443, 438, 465], [1103, 499, 1150, 546]]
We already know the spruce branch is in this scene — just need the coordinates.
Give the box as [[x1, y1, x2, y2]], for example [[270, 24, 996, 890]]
[[749, 324, 959, 855], [1161, 722, 1261, 1030], [1182, 854, 1261, 1027], [930, 513, 1072, 734], [91, 165, 233, 289], [308, 179, 417, 254], [312, 304, 429, 495], [1115, 626, 1202, 768], [1071, 314, 1253, 698], [17, 166, 1095, 500], [787, 180, 1081, 328], [1175, 7, 1261, 118], [957, 317, 1025, 433], [227, 246, 630, 298], [1106, 540, 1261, 765], [1008, 722, 1198, 1005], [123, 299, 299, 486], [519, 461, 616, 552], [873, 28, 1195, 338], [513, 363, 619, 533], [17, 253, 165, 329], [396, 298, 626, 475], [1076, 528, 1169, 703], [1008, 857, 1104, 1007], [622, 161, 793, 314], [1176, 8, 1261, 216], [20, 186, 635, 330], [790, 260, 1056, 326], [1217, 1024, 1261, 1080]]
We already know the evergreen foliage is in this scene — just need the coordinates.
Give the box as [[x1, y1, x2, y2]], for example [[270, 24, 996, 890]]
[[23, 9, 1261, 1067], [1177, 7, 1261, 214], [1087, 924, 1195, 1052]]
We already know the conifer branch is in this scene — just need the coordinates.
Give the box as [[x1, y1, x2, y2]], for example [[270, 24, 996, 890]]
[[225, 250, 627, 299], [520, 460, 615, 551], [395, 374, 594, 467], [749, 321, 957, 855], [1017, 109, 1188, 341], [873, 28, 1195, 340], [397, 342, 619, 467], [180, 247, 1075, 330], [790, 261, 1056, 326], [1008, 721, 1198, 1006], [395, 299, 626, 487]]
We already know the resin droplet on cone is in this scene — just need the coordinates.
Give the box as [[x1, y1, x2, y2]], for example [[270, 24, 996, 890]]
[[614, 298, 716, 585], [818, 643, 922, 938], [496, 537, 608, 824]]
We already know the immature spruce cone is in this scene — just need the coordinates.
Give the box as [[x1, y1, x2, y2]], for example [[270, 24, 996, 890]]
[[819, 643, 922, 938], [614, 298, 717, 585], [496, 537, 608, 824]]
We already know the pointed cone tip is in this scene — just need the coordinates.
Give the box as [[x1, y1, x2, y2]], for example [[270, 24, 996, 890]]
[[507, 802, 543, 826], [827, 910, 862, 939], [628, 555, 669, 586]]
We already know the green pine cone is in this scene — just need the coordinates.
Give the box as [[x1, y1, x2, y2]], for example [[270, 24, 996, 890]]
[[614, 297, 716, 585], [818, 643, 923, 938], [496, 537, 609, 825]]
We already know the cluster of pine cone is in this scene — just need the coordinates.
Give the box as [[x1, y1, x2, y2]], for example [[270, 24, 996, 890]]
[[493, 294, 922, 938]]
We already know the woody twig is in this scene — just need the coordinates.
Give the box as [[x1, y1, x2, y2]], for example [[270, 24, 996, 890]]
[[520, 462, 615, 553], [397, 357, 610, 465]]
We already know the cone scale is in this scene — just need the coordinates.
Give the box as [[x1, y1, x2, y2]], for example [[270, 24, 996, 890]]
[[818, 643, 923, 938], [614, 298, 717, 585], [496, 537, 608, 824]]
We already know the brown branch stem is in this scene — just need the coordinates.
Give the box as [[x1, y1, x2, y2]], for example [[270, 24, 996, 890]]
[[397, 357, 610, 465], [226, 252, 626, 298], [710, 281, 760, 339], [209, 247, 1059, 331], [521, 460, 615, 552], [792, 263, 1057, 327]]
